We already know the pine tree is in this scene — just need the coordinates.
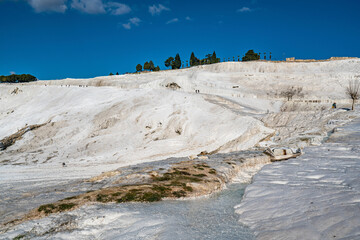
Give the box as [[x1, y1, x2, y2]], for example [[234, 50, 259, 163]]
[[109, 72, 114, 76], [242, 50, 260, 61], [173, 54, 181, 69], [211, 51, 220, 63], [165, 57, 174, 68], [190, 52, 199, 66], [190, 52, 195, 66], [154, 66, 160, 71], [136, 64, 142, 72], [143, 61, 150, 71], [149, 60, 155, 71]]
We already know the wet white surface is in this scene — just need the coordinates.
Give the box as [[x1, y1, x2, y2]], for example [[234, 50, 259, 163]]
[[1, 184, 254, 240], [236, 118, 360, 240]]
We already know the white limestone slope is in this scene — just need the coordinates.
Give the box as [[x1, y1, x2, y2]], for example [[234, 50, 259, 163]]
[[1, 59, 359, 178], [0, 85, 272, 170], [31, 58, 360, 101], [235, 116, 360, 240]]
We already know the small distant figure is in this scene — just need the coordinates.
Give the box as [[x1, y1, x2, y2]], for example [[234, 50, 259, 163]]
[[62, 162, 66, 167], [332, 102, 337, 109]]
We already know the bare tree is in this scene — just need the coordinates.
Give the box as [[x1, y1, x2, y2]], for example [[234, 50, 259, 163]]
[[346, 80, 360, 110], [280, 86, 303, 101]]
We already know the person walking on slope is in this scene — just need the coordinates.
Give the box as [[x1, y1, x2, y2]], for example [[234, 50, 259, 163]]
[[332, 102, 337, 109]]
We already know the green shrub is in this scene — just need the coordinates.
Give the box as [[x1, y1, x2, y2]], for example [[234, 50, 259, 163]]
[[172, 190, 186, 198], [183, 185, 193, 192], [58, 203, 76, 211], [38, 204, 56, 214], [141, 192, 162, 202], [121, 192, 138, 201], [96, 194, 109, 202], [152, 185, 170, 194]]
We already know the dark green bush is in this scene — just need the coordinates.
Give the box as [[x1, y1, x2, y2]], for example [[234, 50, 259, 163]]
[[0, 74, 37, 83]]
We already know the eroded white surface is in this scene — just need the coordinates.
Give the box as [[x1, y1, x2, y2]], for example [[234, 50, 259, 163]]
[[236, 118, 360, 240]]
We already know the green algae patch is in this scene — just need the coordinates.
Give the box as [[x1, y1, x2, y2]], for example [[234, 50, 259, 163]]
[[38, 202, 77, 215]]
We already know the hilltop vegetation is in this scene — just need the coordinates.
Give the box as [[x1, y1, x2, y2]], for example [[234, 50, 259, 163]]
[[132, 49, 259, 74], [0, 74, 37, 83], [242, 50, 260, 61]]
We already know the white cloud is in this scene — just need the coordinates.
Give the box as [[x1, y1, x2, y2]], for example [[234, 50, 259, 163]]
[[107, 2, 131, 15], [129, 17, 141, 26], [185, 16, 192, 21], [122, 17, 141, 30], [122, 22, 131, 29], [24, 0, 132, 15], [149, 4, 169, 16], [166, 18, 178, 24], [237, 7, 252, 13], [71, 0, 106, 14], [10, 71, 16, 75], [28, 0, 67, 13]]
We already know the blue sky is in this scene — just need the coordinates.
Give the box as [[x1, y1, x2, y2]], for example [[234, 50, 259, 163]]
[[1, 0, 360, 80]]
